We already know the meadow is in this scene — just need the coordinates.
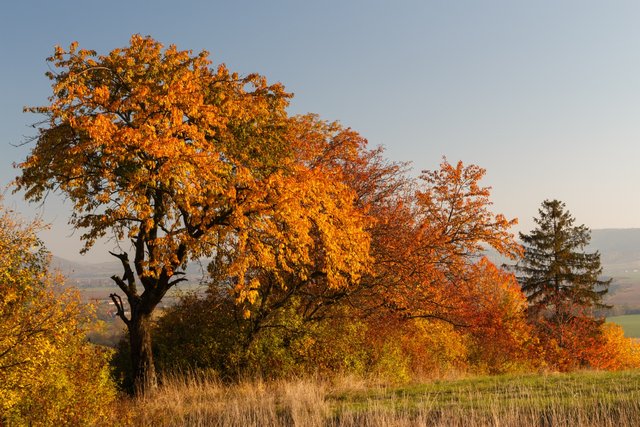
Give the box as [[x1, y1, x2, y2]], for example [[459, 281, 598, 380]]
[[608, 314, 640, 338], [120, 370, 640, 426]]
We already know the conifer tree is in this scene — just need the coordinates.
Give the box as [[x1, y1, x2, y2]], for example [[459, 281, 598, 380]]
[[515, 199, 610, 324]]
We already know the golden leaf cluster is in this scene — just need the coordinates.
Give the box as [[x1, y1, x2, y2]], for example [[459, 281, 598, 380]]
[[0, 200, 115, 423]]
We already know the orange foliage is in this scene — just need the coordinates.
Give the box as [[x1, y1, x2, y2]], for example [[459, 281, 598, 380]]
[[533, 314, 603, 371], [416, 160, 520, 260], [365, 159, 521, 325], [18, 35, 294, 272], [212, 115, 374, 337], [17, 35, 371, 391], [343, 158, 533, 376], [582, 323, 640, 371], [461, 259, 539, 373]]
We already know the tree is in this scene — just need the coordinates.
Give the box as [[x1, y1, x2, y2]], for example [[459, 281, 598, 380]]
[[514, 200, 611, 371], [461, 258, 537, 373], [367, 159, 522, 325], [0, 200, 116, 424], [148, 119, 405, 378], [16, 35, 370, 393], [516, 200, 610, 319], [209, 115, 383, 349]]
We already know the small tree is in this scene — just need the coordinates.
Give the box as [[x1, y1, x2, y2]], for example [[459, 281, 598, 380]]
[[515, 200, 610, 343]]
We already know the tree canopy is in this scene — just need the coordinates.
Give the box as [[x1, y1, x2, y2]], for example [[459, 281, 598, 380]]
[[16, 35, 370, 392]]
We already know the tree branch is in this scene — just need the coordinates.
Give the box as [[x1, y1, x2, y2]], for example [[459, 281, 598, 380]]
[[109, 293, 130, 326], [109, 251, 137, 296]]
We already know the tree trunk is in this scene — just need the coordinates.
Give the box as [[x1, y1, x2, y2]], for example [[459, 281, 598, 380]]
[[109, 250, 180, 395], [128, 311, 157, 394]]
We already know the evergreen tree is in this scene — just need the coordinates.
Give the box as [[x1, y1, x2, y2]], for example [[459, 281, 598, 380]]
[[515, 199, 611, 324]]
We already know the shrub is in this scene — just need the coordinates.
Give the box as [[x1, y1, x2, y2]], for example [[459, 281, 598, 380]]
[[0, 203, 117, 424]]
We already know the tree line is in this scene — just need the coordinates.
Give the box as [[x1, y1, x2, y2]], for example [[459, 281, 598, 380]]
[[2, 36, 637, 421]]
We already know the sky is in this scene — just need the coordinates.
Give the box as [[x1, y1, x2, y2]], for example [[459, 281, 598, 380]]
[[2, 0, 640, 262]]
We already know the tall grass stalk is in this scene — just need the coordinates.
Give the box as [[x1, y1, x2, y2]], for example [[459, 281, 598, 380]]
[[119, 370, 640, 426]]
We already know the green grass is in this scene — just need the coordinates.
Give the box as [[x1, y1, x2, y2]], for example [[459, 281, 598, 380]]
[[608, 314, 640, 337], [129, 370, 640, 426], [330, 371, 640, 415]]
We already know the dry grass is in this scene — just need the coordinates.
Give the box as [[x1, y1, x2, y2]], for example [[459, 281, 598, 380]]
[[117, 370, 640, 426], [118, 373, 330, 426]]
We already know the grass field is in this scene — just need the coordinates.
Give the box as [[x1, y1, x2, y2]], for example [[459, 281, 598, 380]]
[[608, 314, 640, 337], [124, 370, 640, 426]]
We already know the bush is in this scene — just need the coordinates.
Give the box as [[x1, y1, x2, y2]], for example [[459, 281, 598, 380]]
[[0, 203, 117, 425], [151, 293, 372, 380]]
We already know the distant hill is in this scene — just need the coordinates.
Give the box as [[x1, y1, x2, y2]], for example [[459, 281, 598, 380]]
[[51, 255, 210, 290], [51, 256, 121, 280], [486, 228, 640, 269], [589, 229, 640, 267], [586, 229, 640, 313]]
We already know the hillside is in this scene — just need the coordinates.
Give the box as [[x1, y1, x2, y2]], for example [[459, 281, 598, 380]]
[[588, 229, 640, 313], [590, 229, 640, 266], [52, 255, 209, 302]]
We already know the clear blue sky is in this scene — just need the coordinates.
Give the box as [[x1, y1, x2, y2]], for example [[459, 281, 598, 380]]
[[2, 0, 640, 262]]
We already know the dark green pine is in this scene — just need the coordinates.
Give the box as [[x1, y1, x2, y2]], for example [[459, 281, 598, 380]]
[[514, 199, 611, 323]]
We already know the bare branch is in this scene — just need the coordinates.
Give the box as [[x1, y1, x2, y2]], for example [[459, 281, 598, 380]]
[[109, 251, 137, 296], [168, 277, 188, 287], [109, 293, 130, 326]]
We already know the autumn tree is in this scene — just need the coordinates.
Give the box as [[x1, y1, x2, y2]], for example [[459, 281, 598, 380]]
[[17, 35, 372, 393], [461, 258, 537, 373], [350, 160, 527, 375], [368, 160, 522, 324], [150, 117, 404, 377], [0, 200, 116, 424], [325, 158, 525, 376], [208, 115, 381, 348]]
